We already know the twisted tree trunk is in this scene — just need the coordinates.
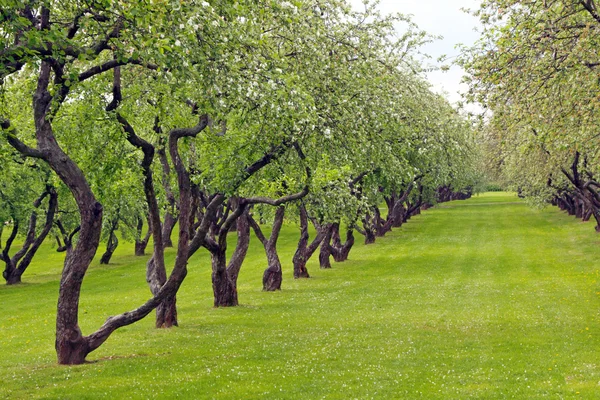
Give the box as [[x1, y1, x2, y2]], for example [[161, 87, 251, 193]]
[[319, 223, 334, 269], [359, 214, 376, 245], [330, 224, 354, 263], [157, 146, 178, 248], [373, 206, 393, 237], [226, 208, 251, 289], [292, 204, 325, 278], [211, 245, 237, 307], [134, 216, 151, 256], [207, 201, 250, 307], [100, 218, 119, 265], [248, 207, 285, 291]]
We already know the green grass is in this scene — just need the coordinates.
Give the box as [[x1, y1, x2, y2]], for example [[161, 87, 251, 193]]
[[1, 192, 599, 399]]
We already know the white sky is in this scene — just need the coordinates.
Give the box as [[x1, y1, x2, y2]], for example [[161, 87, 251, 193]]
[[348, 0, 482, 110]]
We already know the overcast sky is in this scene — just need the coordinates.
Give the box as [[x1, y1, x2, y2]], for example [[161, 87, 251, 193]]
[[348, 0, 482, 109]]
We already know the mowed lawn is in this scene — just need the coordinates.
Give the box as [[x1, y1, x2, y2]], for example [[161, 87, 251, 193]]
[[0, 192, 598, 399]]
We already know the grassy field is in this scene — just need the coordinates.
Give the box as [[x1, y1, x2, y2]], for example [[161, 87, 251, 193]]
[[1, 192, 599, 399]]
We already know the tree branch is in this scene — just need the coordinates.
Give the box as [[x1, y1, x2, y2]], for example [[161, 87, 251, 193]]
[[0, 119, 46, 159]]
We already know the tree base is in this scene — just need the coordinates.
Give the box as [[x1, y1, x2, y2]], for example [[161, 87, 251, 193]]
[[156, 296, 178, 328], [263, 267, 282, 291], [294, 269, 310, 279], [5, 273, 22, 285], [134, 243, 146, 256], [56, 327, 90, 365], [212, 272, 238, 307]]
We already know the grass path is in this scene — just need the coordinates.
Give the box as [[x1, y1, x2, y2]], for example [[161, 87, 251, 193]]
[[0, 192, 599, 398]]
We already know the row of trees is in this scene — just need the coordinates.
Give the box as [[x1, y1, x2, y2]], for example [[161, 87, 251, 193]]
[[463, 0, 600, 230], [1, 1, 477, 364]]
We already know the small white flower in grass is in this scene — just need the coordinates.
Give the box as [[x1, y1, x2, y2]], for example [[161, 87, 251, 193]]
[[175, 39, 181, 46], [324, 128, 331, 138], [202, 1, 210, 7]]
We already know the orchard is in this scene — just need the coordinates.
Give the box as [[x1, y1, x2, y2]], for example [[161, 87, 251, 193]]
[[1, 1, 598, 398]]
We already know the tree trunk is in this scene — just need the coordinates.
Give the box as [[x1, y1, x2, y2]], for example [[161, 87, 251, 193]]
[[2, 223, 20, 285], [564, 194, 576, 215], [158, 146, 178, 248], [203, 201, 250, 306], [4, 260, 22, 285], [55, 196, 103, 365], [263, 241, 283, 290], [134, 216, 151, 256], [161, 212, 177, 248], [211, 246, 238, 307], [331, 224, 354, 262], [146, 255, 178, 328], [392, 206, 405, 228], [293, 251, 311, 278], [374, 207, 392, 237], [100, 224, 118, 265], [293, 205, 326, 278], [361, 215, 376, 245], [23, 63, 106, 364], [248, 207, 285, 291], [154, 295, 178, 328], [2, 187, 58, 285], [226, 209, 250, 290], [582, 207, 592, 222], [575, 198, 584, 219], [8, 58, 216, 364], [56, 331, 90, 365], [292, 207, 311, 278], [6, 272, 22, 285], [319, 224, 334, 269], [364, 229, 376, 244], [134, 240, 148, 257]]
